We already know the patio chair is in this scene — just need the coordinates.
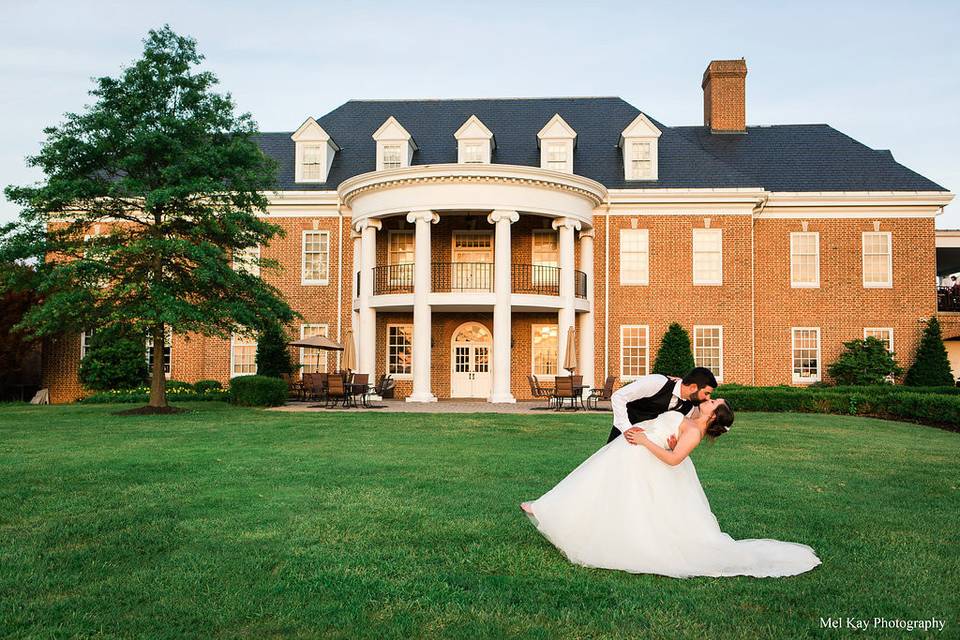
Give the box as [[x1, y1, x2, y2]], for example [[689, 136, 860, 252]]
[[325, 374, 348, 408], [552, 376, 580, 411], [588, 376, 617, 410], [374, 374, 395, 399], [352, 373, 370, 407], [527, 375, 555, 409]]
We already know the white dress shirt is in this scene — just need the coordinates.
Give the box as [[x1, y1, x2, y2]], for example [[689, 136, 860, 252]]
[[611, 374, 692, 434]]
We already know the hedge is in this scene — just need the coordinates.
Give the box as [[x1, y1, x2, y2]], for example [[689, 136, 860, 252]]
[[229, 375, 288, 407], [79, 386, 229, 404], [715, 384, 960, 431]]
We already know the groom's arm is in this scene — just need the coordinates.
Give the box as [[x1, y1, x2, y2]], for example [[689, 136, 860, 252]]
[[610, 375, 666, 434]]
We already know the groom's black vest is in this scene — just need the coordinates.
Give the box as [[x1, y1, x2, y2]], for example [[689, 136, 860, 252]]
[[606, 379, 693, 443]]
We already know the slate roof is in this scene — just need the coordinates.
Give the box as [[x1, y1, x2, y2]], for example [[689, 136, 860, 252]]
[[253, 97, 947, 193]]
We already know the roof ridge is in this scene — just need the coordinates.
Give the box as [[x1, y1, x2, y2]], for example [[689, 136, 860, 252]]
[[344, 96, 625, 103]]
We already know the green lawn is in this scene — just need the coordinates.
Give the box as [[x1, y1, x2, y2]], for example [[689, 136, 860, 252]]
[[1, 403, 957, 639]]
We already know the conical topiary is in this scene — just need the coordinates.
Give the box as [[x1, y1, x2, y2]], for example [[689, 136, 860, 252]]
[[652, 323, 696, 378], [255, 323, 295, 378], [904, 317, 955, 387]]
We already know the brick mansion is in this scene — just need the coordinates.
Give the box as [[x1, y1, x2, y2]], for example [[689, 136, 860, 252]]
[[43, 59, 955, 403]]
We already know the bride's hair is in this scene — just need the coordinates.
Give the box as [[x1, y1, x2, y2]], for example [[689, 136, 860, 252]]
[[705, 400, 734, 439]]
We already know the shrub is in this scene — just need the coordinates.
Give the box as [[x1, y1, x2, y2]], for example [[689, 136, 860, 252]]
[[193, 379, 223, 393], [78, 385, 229, 404], [827, 336, 902, 385], [229, 375, 288, 407], [166, 380, 194, 390], [905, 317, 955, 387], [255, 324, 294, 378], [78, 324, 148, 391], [652, 323, 696, 378]]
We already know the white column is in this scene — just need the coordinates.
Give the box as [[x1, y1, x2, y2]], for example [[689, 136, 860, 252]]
[[578, 229, 595, 393], [406, 210, 439, 402], [487, 209, 519, 403], [350, 229, 361, 343], [356, 218, 381, 376], [553, 217, 581, 376]]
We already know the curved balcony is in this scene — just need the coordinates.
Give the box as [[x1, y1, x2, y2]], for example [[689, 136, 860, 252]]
[[372, 263, 587, 298]]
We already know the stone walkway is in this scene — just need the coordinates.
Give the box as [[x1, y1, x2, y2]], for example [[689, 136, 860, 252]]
[[270, 399, 612, 414]]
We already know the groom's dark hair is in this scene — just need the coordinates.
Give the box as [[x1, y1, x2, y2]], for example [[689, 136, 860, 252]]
[[682, 367, 718, 390]]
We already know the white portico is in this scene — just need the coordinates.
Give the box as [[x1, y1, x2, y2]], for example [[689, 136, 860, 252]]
[[340, 164, 605, 402]]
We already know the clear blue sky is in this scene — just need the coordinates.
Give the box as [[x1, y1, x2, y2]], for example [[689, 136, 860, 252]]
[[1, 0, 957, 225]]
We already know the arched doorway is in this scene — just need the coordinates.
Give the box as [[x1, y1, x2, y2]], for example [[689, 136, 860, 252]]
[[450, 322, 492, 398]]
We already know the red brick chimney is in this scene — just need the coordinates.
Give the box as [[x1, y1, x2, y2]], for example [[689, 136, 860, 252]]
[[702, 59, 747, 133]]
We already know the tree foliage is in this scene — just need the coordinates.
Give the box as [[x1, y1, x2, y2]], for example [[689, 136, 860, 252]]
[[78, 324, 149, 391], [255, 323, 294, 378], [905, 317, 955, 387], [826, 336, 902, 386], [652, 323, 696, 378], [0, 26, 294, 409]]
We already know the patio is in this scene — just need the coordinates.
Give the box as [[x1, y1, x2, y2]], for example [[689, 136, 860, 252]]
[[270, 399, 612, 414]]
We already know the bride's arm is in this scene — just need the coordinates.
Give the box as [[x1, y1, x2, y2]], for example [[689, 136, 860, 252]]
[[633, 427, 701, 466]]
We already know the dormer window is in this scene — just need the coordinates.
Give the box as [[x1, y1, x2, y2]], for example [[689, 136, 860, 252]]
[[619, 113, 661, 181], [291, 117, 339, 184], [373, 116, 417, 171], [537, 114, 576, 173], [454, 115, 494, 164]]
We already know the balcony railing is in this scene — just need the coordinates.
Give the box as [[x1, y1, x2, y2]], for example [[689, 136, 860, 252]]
[[371, 262, 588, 298], [938, 286, 960, 312]]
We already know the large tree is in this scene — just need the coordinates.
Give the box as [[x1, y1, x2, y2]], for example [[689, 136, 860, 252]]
[[0, 26, 294, 411]]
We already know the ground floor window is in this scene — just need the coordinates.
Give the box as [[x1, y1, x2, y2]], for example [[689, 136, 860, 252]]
[[300, 324, 329, 376], [531, 324, 559, 377], [80, 330, 95, 360], [231, 334, 257, 377], [387, 325, 413, 378], [145, 329, 172, 377], [792, 327, 820, 383], [620, 325, 649, 379], [693, 326, 723, 381], [863, 327, 894, 352]]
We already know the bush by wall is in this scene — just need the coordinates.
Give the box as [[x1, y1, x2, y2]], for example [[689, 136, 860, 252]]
[[229, 375, 288, 407], [78, 324, 148, 391], [79, 385, 229, 404], [652, 323, 696, 378], [193, 379, 223, 393], [905, 317, 955, 387]]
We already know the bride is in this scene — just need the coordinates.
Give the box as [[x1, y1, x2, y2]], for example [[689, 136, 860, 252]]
[[521, 399, 821, 578]]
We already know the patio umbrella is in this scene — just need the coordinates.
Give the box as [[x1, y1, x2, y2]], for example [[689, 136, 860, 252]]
[[341, 330, 357, 373], [563, 326, 578, 374], [287, 334, 344, 373]]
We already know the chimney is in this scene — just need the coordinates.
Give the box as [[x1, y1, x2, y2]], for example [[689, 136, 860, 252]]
[[702, 58, 747, 133]]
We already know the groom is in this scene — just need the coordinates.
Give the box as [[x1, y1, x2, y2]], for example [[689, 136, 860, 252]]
[[607, 367, 718, 445]]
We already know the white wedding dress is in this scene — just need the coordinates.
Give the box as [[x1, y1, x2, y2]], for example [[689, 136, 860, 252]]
[[524, 411, 821, 578]]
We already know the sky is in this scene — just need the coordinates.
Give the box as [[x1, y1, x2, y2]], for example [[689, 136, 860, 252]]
[[1, 0, 958, 225]]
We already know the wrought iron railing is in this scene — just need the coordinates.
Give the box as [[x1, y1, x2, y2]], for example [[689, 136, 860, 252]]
[[512, 264, 560, 296], [432, 262, 494, 292], [575, 270, 588, 299], [938, 286, 960, 312], [370, 262, 588, 299], [373, 264, 415, 295]]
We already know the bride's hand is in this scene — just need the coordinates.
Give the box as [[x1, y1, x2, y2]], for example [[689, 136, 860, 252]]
[[624, 428, 648, 446]]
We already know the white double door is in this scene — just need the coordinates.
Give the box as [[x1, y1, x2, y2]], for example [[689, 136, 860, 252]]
[[450, 322, 492, 398]]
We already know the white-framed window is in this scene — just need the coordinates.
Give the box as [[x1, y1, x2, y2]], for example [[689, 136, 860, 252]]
[[531, 324, 559, 378], [382, 144, 402, 170], [300, 324, 329, 377], [692, 228, 723, 285], [230, 333, 257, 378], [80, 330, 95, 360], [863, 327, 894, 352], [620, 325, 650, 380], [386, 324, 413, 378], [791, 327, 821, 383], [145, 328, 173, 378], [630, 141, 652, 179], [546, 143, 569, 172], [388, 231, 414, 265], [302, 230, 330, 285], [233, 244, 261, 277], [862, 231, 892, 288], [693, 326, 723, 381], [462, 143, 484, 164], [620, 228, 649, 285], [532, 230, 559, 286], [301, 143, 326, 181], [790, 232, 819, 288]]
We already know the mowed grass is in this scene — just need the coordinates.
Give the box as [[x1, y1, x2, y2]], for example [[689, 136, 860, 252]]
[[1, 403, 958, 639]]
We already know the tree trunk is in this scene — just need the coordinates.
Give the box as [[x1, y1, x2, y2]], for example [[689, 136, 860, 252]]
[[148, 323, 168, 407]]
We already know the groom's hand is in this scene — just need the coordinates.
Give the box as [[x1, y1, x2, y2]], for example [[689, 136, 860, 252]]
[[623, 427, 644, 445]]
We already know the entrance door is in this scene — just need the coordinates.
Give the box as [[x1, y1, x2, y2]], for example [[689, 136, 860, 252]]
[[452, 231, 493, 291], [450, 322, 493, 398]]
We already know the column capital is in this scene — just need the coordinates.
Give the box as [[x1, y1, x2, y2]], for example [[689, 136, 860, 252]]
[[406, 210, 439, 224], [579, 228, 596, 240], [354, 218, 382, 233], [350, 228, 362, 240], [487, 210, 519, 225], [552, 217, 582, 232]]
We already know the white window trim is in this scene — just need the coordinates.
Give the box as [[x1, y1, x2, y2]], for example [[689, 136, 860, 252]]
[[233, 244, 261, 277], [451, 230, 494, 261], [145, 328, 173, 379], [301, 229, 330, 286], [542, 140, 574, 173], [387, 230, 415, 265], [531, 323, 560, 380], [385, 323, 413, 380], [862, 231, 893, 288], [531, 229, 559, 265], [299, 324, 330, 379], [791, 327, 821, 384], [619, 228, 650, 286], [80, 330, 93, 360], [863, 327, 894, 353], [790, 232, 820, 288], [230, 334, 258, 379], [693, 325, 723, 382], [692, 228, 723, 286], [619, 324, 650, 381]]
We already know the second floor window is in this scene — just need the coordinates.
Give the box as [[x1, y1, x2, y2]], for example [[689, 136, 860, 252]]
[[790, 232, 819, 287], [302, 231, 330, 285], [620, 228, 649, 285], [301, 143, 325, 181], [383, 144, 402, 169], [388, 231, 414, 265], [692, 228, 722, 285], [233, 245, 260, 277], [532, 230, 559, 286], [862, 231, 892, 287]]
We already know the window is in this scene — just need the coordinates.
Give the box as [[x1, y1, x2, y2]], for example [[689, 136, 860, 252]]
[[532, 230, 559, 286], [693, 326, 723, 381], [790, 232, 819, 287], [388, 231, 414, 265], [300, 324, 329, 376], [462, 143, 484, 163], [231, 334, 257, 377], [233, 244, 260, 277], [382, 144, 402, 170], [145, 328, 172, 377], [532, 324, 559, 377], [620, 229, 649, 285], [630, 142, 652, 179], [863, 327, 894, 352], [301, 143, 325, 181], [302, 230, 330, 284], [387, 325, 413, 378], [791, 328, 821, 383], [862, 232, 892, 287], [692, 228, 722, 285], [80, 330, 95, 360], [546, 143, 568, 171], [620, 325, 649, 379]]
